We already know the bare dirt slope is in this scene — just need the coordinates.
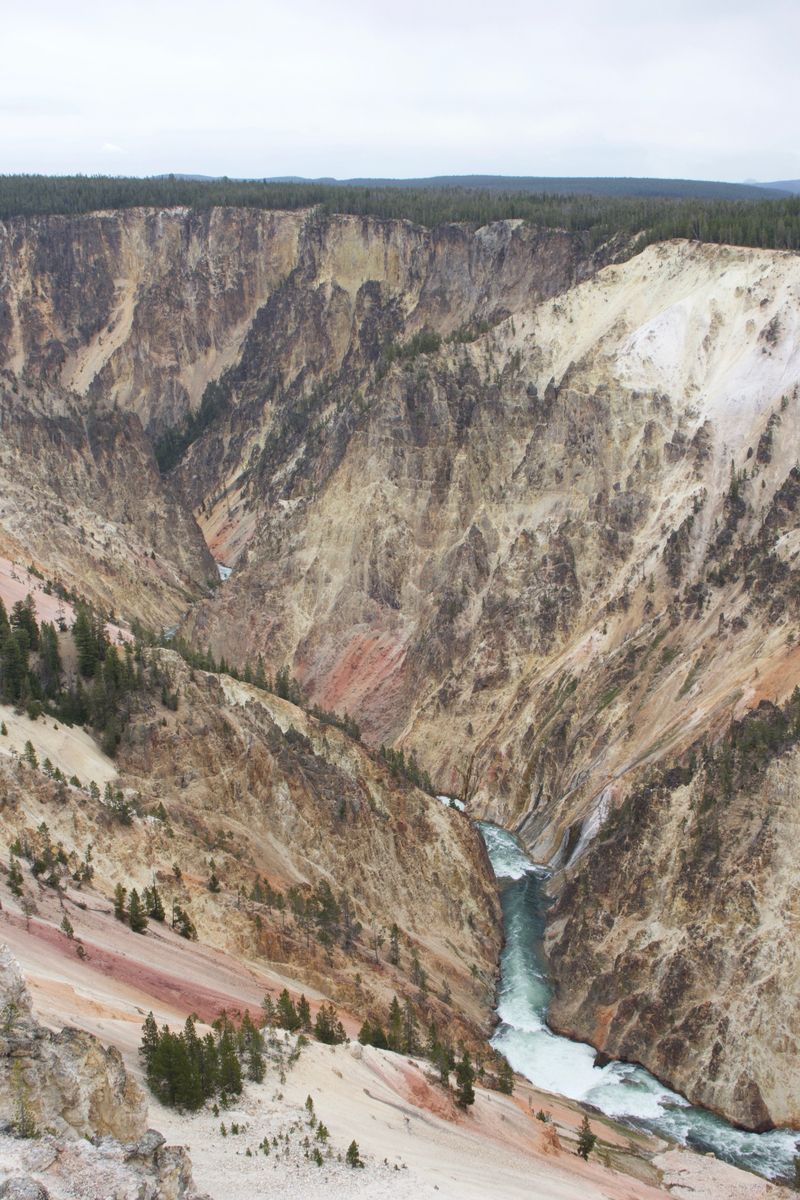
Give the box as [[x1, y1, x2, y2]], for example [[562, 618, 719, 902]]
[[2, 913, 783, 1200]]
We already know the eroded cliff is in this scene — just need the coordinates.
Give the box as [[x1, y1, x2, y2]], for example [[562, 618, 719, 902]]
[[3, 206, 800, 1131]]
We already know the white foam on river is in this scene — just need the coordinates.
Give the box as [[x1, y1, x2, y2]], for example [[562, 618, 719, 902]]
[[478, 821, 799, 1183]]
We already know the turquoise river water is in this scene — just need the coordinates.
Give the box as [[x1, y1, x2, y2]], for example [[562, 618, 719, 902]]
[[478, 821, 799, 1183]]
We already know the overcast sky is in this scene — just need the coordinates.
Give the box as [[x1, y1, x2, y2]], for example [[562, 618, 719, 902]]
[[2, 0, 798, 182]]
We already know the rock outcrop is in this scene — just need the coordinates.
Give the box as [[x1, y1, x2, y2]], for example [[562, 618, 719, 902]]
[[544, 702, 800, 1132], [0, 946, 203, 1199]]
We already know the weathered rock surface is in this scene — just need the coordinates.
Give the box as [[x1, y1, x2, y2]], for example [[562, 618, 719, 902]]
[[0, 650, 501, 1042], [0, 944, 145, 1141], [546, 711, 800, 1131], [0, 946, 204, 1199], [3, 205, 800, 1131]]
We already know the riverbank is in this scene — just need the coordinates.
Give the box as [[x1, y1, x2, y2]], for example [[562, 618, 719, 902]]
[[479, 821, 800, 1186], [4, 885, 783, 1199]]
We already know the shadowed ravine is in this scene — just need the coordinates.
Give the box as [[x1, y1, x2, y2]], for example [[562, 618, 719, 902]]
[[478, 821, 800, 1183]]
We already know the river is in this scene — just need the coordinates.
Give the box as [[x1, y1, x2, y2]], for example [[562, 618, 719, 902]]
[[478, 821, 799, 1183]]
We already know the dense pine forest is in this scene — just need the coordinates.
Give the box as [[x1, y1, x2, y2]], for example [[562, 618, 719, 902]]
[[0, 174, 799, 250]]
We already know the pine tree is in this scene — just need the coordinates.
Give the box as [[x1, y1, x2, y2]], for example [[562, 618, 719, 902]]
[[576, 1114, 597, 1160], [72, 606, 99, 677], [218, 1029, 243, 1097], [1, 633, 26, 703], [144, 884, 165, 921], [113, 883, 127, 921], [172, 903, 197, 940], [297, 994, 312, 1031], [387, 995, 403, 1052], [496, 1055, 514, 1095], [455, 1050, 476, 1108], [388, 922, 400, 965], [147, 1028, 180, 1106], [369, 1022, 388, 1050], [345, 1140, 364, 1168], [128, 888, 148, 933], [7, 856, 24, 898], [242, 1013, 266, 1082], [199, 1032, 220, 1098], [276, 988, 301, 1032], [313, 1002, 346, 1045], [37, 622, 62, 697], [433, 1039, 455, 1086], [140, 1012, 160, 1072], [261, 993, 277, 1027], [402, 997, 417, 1054], [10, 595, 39, 650], [178, 1015, 205, 1110]]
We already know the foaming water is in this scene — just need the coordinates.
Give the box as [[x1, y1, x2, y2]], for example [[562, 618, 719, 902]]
[[478, 821, 800, 1183]]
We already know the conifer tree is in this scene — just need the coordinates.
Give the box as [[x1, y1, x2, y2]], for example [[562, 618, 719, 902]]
[[387, 995, 403, 1052], [388, 922, 401, 966], [200, 1032, 220, 1098], [73, 606, 99, 677], [128, 888, 148, 933], [261, 993, 277, 1027], [455, 1049, 476, 1108], [144, 884, 165, 922], [172, 903, 197, 940], [402, 997, 417, 1055], [345, 1140, 364, 1168], [10, 595, 39, 650], [370, 1022, 388, 1050], [577, 1114, 597, 1160], [140, 1012, 160, 1072], [276, 988, 301, 1032], [241, 1012, 266, 1082], [7, 856, 24, 898], [113, 883, 127, 921], [297, 994, 312, 1031], [313, 1002, 346, 1045], [218, 1028, 243, 1097], [496, 1055, 514, 1095]]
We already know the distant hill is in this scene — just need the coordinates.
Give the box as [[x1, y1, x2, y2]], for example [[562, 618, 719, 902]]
[[156, 174, 784, 201], [760, 179, 800, 195], [265, 175, 784, 201]]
